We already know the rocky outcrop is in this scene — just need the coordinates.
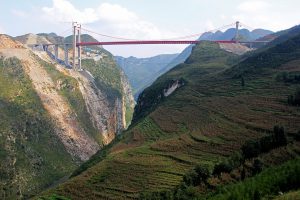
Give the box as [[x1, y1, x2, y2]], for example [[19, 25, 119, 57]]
[[219, 43, 252, 55], [133, 78, 185, 122], [0, 47, 100, 161], [120, 69, 135, 128], [163, 79, 185, 97]]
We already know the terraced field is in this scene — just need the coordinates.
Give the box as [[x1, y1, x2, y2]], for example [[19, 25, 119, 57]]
[[39, 34, 300, 199]]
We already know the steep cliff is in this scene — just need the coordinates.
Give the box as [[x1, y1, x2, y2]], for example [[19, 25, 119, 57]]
[[0, 34, 134, 199]]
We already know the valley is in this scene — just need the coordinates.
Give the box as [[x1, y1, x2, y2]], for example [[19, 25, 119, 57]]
[[38, 27, 300, 199], [1, 1, 300, 199]]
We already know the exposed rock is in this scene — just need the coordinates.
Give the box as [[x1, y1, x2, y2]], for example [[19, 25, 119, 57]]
[[219, 43, 252, 55], [163, 79, 185, 97], [0, 34, 24, 49], [0, 36, 100, 161]]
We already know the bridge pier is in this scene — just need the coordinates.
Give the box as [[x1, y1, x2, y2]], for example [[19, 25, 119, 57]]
[[64, 44, 69, 66], [54, 44, 58, 61], [235, 21, 240, 43]]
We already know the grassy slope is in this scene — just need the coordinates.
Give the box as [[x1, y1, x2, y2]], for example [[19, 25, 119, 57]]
[[82, 56, 135, 127], [207, 158, 300, 200], [0, 57, 77, 199], [274, 190, 300, 200], [39, 37, 300, 199]]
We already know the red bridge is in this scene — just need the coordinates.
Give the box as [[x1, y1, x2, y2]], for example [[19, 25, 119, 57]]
[[37, 21, 269, 70], [76, 40, 235, 46]]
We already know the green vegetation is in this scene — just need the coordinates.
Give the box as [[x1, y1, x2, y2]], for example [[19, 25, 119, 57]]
[[82, 59, 122, 105], [0, 57, 77, 199], [39, 30, 300, 199], [38, 194, 71, 200], [209, 159, 300, 200], [115, 54, 178, 96], [288, 88, 300, 106], [37, 57, 102, 144], [242, 126, 288, 159], [228, 30, 300, 77], [276, 71, 300, 83], [274, 190, 300, 200]]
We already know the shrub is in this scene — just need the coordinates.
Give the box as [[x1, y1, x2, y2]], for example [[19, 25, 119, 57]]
[[242, 140, 261, 159], [213, 162, 233, 175], [287, 88, 300, 106], [183, 170, 198, 186], [194, 165, 210, 184], [273, 126, 288, 146]]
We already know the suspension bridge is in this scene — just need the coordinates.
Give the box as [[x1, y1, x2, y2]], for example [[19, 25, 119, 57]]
[[31, 21, 269, 70]]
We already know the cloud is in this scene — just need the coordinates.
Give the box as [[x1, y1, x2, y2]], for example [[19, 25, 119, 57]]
[[40, 0, 189, 57], [42, 0, 98, 23], [237, 1, 270, 12], [233, 0, 299, 31], [11, 9, 28, 18], [204, 20, 215, 31], [41, 0, 180, 39]]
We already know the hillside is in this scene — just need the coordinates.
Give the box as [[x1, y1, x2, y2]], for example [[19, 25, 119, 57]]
[[115, 54, 178, 98], [38, 27, 300, 199], [153, 27, 272, 89], [0, 33, 135, 199], [0, 35, 78, 199]]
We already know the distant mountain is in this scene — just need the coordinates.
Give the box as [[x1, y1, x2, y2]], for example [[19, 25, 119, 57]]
[[159, 28, 274, 81], [199, 28, 273, 41], [37, 32, 64, 44], [115, 54, 178, 98], [116, 28, 273, 99], [64, 34, 103, 51]]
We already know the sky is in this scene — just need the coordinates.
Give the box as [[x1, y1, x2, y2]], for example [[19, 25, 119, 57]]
[[1, 0, 300, 57]]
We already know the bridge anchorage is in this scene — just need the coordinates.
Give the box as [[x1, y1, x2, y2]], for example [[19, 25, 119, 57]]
[[35, 21, 269, 71]]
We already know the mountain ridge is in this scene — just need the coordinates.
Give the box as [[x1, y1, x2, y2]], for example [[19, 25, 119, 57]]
[[38, 25, 300, 199]]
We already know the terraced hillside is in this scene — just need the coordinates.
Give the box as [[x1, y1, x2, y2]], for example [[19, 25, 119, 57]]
[[39, 29, 300, 199]]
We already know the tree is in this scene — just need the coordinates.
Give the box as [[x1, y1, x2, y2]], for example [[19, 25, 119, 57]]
[[183, 170, 197, 186], [241, 76, 245, 87], [252, 159, 263, 175], [273, 126, 288, 146], [194, 165, 210, 184], [242, 140, 261, 159]]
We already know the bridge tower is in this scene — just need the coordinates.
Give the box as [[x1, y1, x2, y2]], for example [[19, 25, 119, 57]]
[[77, 24, 82, 71], [234, 21, 240, 43], [72, 22, 78, 70], [72, 22, 82, 71]]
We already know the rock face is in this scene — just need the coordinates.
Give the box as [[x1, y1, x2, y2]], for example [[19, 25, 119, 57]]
[[219, 43, 252, 55], [133, 78, 185, 122], [0, 35, 100, 161], [163, 80, 185, 97], [0, 34, 135, 198]]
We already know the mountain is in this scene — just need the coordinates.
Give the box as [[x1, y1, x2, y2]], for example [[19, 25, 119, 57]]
[[144, 28, 274, 92], [0, 33, 134, 199], [199, 28, 273, 41], [115, 28, 272, 100], [38, 26, 300, 199], [115, 54, 178, 98]]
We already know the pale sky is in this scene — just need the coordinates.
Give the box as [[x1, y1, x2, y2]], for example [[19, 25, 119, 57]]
[[1, 0, 300, 57]]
